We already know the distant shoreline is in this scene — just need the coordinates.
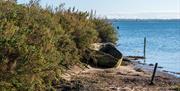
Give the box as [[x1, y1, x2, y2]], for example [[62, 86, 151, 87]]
[[108, 19, 180, 22]]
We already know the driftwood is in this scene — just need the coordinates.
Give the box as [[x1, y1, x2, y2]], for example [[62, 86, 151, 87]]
[[123, 56, 145, 61]]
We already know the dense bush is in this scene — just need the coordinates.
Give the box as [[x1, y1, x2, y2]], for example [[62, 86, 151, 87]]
[[0, 1, 63, 90], [92, 19, 118, 43], [0, 1, 117, 90]]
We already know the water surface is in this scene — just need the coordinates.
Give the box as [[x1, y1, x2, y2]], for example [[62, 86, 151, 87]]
[[112, 19, 180, 75]]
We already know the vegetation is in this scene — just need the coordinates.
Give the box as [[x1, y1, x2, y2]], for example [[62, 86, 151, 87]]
[[92, 19, 117, 43], [0, 0, 117, 90]]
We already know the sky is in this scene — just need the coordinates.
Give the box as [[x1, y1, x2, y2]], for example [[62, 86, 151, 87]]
[[17, 0, 180, 19]]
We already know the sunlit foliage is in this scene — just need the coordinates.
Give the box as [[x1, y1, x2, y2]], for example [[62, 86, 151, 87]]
[[0, 0, 117, 90]]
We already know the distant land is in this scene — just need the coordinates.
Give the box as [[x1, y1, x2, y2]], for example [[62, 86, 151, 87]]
[[105, 12, 180, 19], [108, 19, 180, 22]]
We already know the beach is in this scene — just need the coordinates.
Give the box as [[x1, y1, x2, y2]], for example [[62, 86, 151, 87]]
[[1, 1, 179, 91], [56, 60, 180, 91]]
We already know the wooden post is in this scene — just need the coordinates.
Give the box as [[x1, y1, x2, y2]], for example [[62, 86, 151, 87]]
[[144, 37, 146, 63], [150, 63, 158, 85], [144, 37, 146, 58]]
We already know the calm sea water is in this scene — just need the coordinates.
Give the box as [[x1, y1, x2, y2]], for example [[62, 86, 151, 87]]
[[112, 20, 180, 74]]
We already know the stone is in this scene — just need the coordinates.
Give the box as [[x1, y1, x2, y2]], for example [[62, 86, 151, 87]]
[[99, 43, 122, 59], [149, 64, 154, 66], [89, 43, 123, 68]]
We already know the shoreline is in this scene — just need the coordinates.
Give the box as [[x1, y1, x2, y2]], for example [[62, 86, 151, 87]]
[[132, 60, 178, 79], [134, 60, 180, 78], [123, 56, 180, 78], [57, 59, 180, 91]]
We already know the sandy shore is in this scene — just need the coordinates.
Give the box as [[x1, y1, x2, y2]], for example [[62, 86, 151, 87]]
[[55, 61, 180, 91]]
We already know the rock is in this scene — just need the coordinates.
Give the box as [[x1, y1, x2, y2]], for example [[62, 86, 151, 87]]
[[169, 71, 180, 75], [122, 57, 132, 66], [124, 56, 145, 60], [122, 57, 131, 62], [89, 50, 119, 68], [99, 43, 122, 59], [135, 68, 144, 72], [158, 66, 163, 69], [89, 43, 123, 68], [149, 64, 154, 66], [162, 70, 169, 72], [175, 72, 180, 75]]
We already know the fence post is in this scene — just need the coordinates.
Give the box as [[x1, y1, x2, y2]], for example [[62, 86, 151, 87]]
[[144, 37, 146, 63], [150, 63, 158, 85]]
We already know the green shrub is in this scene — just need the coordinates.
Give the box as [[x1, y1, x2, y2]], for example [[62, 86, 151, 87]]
[[92, 18, 118, 43], [0, 1, 118, 90]]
